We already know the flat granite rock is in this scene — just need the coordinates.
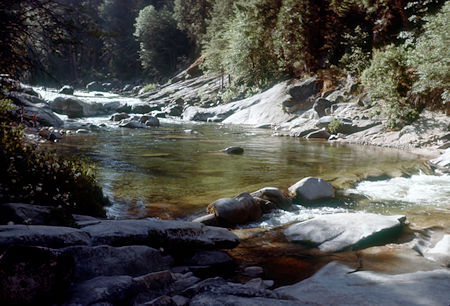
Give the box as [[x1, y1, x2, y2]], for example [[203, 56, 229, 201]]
[[284, 213, 406, 252], [0, 225, 91, 250], [276, 261, 450, 306], [83, 219, 239, 250]]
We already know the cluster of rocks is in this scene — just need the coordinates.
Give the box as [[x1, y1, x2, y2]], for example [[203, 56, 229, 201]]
[[194, 177, 335, 227], [110, 112, 161, 129]]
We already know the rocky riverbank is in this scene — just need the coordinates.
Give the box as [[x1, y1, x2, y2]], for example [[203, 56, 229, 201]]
[[1, 73, 449, 305]]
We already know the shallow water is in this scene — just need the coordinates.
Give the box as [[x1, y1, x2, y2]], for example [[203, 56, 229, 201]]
[[45, 118, 448, 227]]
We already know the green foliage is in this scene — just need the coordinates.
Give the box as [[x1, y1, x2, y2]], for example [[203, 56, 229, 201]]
[[0, 99, 108, 217], [142, 83, 157, 93], [173, 0, 212, 49], [361, 45, 418, 128], [339, 26, 372, 75], [408, 1, 450, 106], [134, 5, 191, 81], [328, 117, 342, 134]]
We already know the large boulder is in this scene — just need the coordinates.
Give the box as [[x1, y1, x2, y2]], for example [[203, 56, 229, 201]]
[[119, 120, 147, 129], [0, 245, 74, 305], [0, 203, 73, 226], [284, 213, 407, 252], [431, 148, 450, 169], [207, 193, 262, 225], [313, 98, 334, 117], [0, 225, 91, 250], [49, 97, 85, 118], [250, 187, 291, 210], [276, 261, 450, 305], [62, 245, 174, 282], [282, 78, 321, 113], [288, 177, 335, 202], [110, 112, 130, 121], [81, 219, 239, 251], [22, 104, 64, 127]]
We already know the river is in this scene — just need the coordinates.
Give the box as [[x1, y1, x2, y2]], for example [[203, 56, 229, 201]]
[[38, 88, 450, 285]]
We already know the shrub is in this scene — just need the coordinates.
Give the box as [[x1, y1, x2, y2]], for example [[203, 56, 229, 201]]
[[407, 1, 450, 108], [339, 26, 372, 75], [0, 99, 108, 217], [361, 45, 418, 128], [142, 83, 157, 93], [328, 117, 342, 134]]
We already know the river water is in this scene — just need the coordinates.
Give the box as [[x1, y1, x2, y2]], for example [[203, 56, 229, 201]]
[[39, 89, 450, 285]]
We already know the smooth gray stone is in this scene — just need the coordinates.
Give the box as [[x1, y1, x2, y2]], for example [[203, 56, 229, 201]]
[[284, 213, 406, 252], [276, 261, 450, 306]]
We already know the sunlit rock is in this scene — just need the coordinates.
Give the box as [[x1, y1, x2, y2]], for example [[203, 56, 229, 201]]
[[207, 192, 262, 225], [284, 213, 406, 252], [288, 177, 335, 202]]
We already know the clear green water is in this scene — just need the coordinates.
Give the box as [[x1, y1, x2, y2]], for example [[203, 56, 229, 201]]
[[49, 120, 436, 221]]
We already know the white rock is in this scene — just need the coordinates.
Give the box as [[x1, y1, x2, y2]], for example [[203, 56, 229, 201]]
[[284, 213, 406, 252], [288, 177, 335, 202], [276, 261, 450, 306]]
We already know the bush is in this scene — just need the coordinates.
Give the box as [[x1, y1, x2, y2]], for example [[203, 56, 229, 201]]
[[361, 45, 418, 128], [408, 1, 450, 107], [142, 83, 157, 93], [328, 117, 342, 134], [0, 99, 108, 217]]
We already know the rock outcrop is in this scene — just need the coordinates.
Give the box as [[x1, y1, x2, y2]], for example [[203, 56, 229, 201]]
[[288, 177, 335, 202]]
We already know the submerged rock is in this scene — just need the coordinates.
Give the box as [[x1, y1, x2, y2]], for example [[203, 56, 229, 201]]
[[284, 213, 407, 252], [207, 192, 262, 225], [220, 146, 244, 155], [275, 261, 450, 306], [119, 120, 147, 129], [288, 177, 335, 202]]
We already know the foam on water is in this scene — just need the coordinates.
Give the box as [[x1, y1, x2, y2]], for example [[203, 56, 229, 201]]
[[242, 205, 348, 228], [346, 174, 450, 206]]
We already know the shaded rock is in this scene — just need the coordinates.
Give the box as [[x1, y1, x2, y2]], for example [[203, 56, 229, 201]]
[[288, 177, 335, 202], [243, 266, 264, 277], [250, 187, 291, 210], [207, 193, 262, 225], [21, 104, 64, 127], [276, 261, 450, 306], [165, 104, 183, 117], [182, 250, 234, 278], [145, 116, 160, 127], [182, 277, 291, 302], [119, 120, 147, 129], [110, 112, 130, 121], [0, 245, 74, 305], [283, 78, 321, 113], [72, 214, 101, 227], [190, 293, 302, 306], [245, 278, 274, 290], [313, 98, 334, 117], [0, 203, 73, 226], [284, 213, 407, 252], [172, 275, 201, 293], [75, 128, 90, 134], [58, 85, 74, 95], [144, 295, 177, 305], [39, 129, 63, 141], [305, 129, 331, 139], [82, 219, 239, 251], [220, 146, 244, 155], [0, 225, 91, 250], [172, 295, 189, 306], [64, 275, 135, 306], [102, 82, 113, 91], [132, 103, 156, 114], [86, 81, 104, 92], [62, 245, 174, 282], [50, 97, 85, 118]]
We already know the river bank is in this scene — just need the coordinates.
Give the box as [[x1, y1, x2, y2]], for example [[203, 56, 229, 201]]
[[1, 75, 449, 305]]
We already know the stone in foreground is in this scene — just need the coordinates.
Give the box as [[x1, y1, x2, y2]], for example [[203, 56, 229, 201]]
[[275, 261, 450, 306], [288, 177, 335, 202], [207, 192, 262, 225], [284, 213, 406, 252], [82, 219, 239, 250]]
